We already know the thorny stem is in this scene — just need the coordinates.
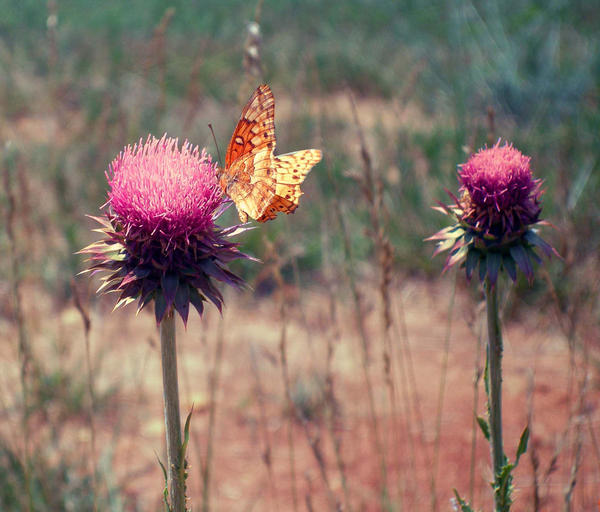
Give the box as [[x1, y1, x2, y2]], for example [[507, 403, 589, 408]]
[[160, 311, 185, 512], [485, 281, 505, 511]]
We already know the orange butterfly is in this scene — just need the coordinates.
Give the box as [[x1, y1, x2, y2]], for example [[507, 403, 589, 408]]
[[219, 84, 322, 223]]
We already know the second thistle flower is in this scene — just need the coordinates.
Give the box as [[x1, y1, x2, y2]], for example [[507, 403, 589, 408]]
[[428, 141, 557, 285]]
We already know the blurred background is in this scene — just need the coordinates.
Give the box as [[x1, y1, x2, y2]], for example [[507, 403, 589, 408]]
[[0, 1, 598, 510]]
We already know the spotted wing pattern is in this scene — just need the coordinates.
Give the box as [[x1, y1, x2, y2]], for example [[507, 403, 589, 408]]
[[220, 84, 321, 223], [257, 149, 322, 222]]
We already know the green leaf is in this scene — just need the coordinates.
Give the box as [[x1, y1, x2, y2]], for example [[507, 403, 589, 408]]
[[156, 453, 171, 512], [179, 407, 194, 486], [477, 416, 490, 441], [181, 408, 193, 462], [514, 425, 529, 466], [484, 347, 490, 396], [452, 489, 475, 512], [495, 460, 515, 509]]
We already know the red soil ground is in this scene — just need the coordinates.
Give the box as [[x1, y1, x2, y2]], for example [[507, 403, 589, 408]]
[[1, 278, 598, 511]]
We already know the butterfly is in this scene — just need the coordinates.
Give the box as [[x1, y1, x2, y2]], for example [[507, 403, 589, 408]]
[[218, 84, 322, 223]]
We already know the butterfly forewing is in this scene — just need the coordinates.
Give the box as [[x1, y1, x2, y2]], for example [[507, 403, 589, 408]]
[[225, 84, 276, 169]]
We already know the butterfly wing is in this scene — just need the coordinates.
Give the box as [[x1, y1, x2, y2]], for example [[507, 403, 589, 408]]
[[221, 85, 278, 222], [221, 84, 321, 223], [223, 147, 275, 222], [225, 84, 276, 169], [256, 149, 322, 222]]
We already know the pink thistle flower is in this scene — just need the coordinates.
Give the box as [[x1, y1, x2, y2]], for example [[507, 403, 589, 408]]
[[458, 141, 542, 239], [428, 140, 557, 285], [80, 135, 251, 324], [108, 135, 223, 240]]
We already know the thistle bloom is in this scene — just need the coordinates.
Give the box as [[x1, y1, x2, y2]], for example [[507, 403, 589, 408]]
[[428, 141, 557, 285], [80, 134, 249, 324]]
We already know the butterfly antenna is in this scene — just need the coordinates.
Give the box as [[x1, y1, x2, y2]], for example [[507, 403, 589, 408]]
[[208, 124, 223, 168]]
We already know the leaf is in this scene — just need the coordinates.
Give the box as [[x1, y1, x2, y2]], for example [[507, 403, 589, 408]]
[[446, 244, 468, 268], [478, 254, 488, 283], [161, 273, 179, 308], [502, 254, 517, 282], [452, 489, 475, 512], [426, 224, 464, 241], [155, 453, 171, 512], [179, 408, 194, 485], [433, 236, 459, 256], [198, 259, 233, 283], [182, 408, 193, 457], [526, 246, 542, 264], [112, 296, 135, 312], [192, 274, 223, 312], [189, 288, 205, 317], [154, 291, 168, 324], [509, 245, 532, 280], [484, 348, 489, 396], [465, 249, 479, 281], [136, 290, 155, 315], [514, 425, 529, 466], [477, 416, 490, 441], [487, 252, 502, 286], [174, 284, 190, 327], [496, 460, 515, 500]]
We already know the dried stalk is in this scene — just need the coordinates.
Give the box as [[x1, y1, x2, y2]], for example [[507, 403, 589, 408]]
[[71, 279, 98, 512], [430, 274, 457, 512], [201, 316, 226, 512], [249, 344, 278, 511], [3, 146, 34, 512]]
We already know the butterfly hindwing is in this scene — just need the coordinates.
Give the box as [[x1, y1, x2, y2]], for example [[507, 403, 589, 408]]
[[271, 149, 322, 210]]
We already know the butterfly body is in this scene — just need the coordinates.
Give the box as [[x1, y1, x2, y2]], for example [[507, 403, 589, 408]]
[[219, 84, 322, 223]]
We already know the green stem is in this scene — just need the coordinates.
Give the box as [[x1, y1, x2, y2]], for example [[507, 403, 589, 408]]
[[160, 311, 185, 512], [485, 281, 505, 511]]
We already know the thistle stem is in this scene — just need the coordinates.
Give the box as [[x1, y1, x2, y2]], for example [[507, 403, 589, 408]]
[[160, 311, 185, 512], [485, 281, 505, 511]]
